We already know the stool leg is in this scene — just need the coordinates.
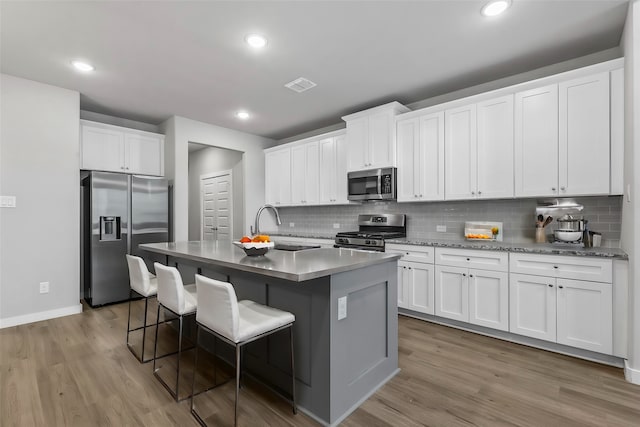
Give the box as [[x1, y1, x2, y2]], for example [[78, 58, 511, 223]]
[[235, 344, 241, 427], [126, 289, 133, 345], [153, 304, 161, 373], [141, 296, 149, 362], [190, 324, 200, 415], [290, 325, 297, 414], [176, 314, 184, 401]]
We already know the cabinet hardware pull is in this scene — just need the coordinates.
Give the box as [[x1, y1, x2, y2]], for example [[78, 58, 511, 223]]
[[560, 186, 566, 191], [466, 258, 470, 261], [470, 274, 473, 278], [471, 191, 475, 195], [558, 286, 564, 289], [419, 194, 422, 197], [463, 273, 466, 277], [553, 266, 558, 269], [552, 187, 556, 191], [478, 191, 482, 195], [548, 284, 553, 287]]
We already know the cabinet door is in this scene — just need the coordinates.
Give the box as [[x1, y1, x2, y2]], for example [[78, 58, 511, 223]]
[[265, 148, 291, 206], [445, 104, 477, 200], [319, 137, 336, 204], [468, 269, 509, 331], [419, 112, 445, 201], [406, 262, 435, 315], [514, 85, 559, 197], [435, 265, 468, 322], [126, 133, 164, 176], [291, 145, 307, 205], [509, 273, 556, 342], [334, 134, 348, 204], [559, 72, 610, 196], [81, 125, 125, 172], [476, 95, 514, 199], [396, 118, 419, 201], [369, 110, 394, 168], [346, 117, 368, 171], [304, 141, 320, 205], [397, 261, 409, 309], [556, 278, 612, 354]]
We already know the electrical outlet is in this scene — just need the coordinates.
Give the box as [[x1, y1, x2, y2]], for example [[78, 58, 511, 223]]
[[0, 196, 16, 208], [289, 222, 295, 227], [338, 296, 347, 320], [39, 281, 49, 294], [437, 225, 447, 232], [333, 223, 340, 229]]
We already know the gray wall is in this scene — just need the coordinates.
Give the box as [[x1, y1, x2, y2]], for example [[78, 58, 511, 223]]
[[0, 74, 81, 325], [274, 196, 623, 246], [188, 146, 244, 240]]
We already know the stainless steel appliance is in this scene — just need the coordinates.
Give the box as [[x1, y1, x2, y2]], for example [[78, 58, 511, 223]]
[[347, 167, 396, 201], [81, 171, 168, 307], [334, 214, 406, 251]]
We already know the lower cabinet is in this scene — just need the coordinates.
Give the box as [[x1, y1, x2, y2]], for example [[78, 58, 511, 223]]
[[397, 260, 435, 314], [435, 265, 509, 331], [510, 273, 612, 354]]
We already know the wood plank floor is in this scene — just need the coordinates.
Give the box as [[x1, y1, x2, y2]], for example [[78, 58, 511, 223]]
[[1, 300, 639, 426]]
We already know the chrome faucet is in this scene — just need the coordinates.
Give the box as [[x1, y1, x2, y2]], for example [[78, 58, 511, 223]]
[[251, 204, 282, 235]]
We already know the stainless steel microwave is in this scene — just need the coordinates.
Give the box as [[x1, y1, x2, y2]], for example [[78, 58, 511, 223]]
[[347, 167, 397, 201]]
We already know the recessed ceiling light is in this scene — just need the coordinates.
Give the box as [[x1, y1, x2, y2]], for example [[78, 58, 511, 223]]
[[245, 34, 267, 49], [236, 111, 250, 120], [481, 0, 511, 17], [71, 60, 95, 72]]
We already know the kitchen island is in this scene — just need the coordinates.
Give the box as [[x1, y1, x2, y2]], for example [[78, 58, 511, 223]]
[[140, 241, 400, 426]]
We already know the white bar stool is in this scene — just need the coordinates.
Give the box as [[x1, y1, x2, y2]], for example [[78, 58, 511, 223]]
[[190, 274, 296, 427], [153, 262, 198, 402], [125, 254, 158, 363]]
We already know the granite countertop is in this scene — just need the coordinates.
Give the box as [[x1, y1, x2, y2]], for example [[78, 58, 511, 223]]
[[265, 232, 628, 260], [140, 241, 400, 282]]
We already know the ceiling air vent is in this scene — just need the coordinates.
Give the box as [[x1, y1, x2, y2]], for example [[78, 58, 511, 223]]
[[284, 77, 317, 93]]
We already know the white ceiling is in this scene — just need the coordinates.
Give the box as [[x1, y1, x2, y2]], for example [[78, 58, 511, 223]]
[[0, 1, 629, 140]]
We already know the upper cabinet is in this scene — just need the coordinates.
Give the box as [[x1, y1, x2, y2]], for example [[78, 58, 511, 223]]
[[445, 94, 514, 200], [515, 72, 611, 197], [264, 130, 347, 207], [264, 146, 292, 206], [343, 102, 410, 171], [397, 111, 445, 202], [80, 120, 164, 176], [319, 133, 348, 204]]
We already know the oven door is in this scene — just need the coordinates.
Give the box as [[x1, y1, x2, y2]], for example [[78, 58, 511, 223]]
[[347, 168, 396, 201]]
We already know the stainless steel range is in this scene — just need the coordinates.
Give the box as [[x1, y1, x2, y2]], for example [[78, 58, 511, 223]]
[[334, 214, 406, 252]]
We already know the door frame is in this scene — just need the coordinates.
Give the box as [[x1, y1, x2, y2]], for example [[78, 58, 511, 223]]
[[200, 169, 233, 241]]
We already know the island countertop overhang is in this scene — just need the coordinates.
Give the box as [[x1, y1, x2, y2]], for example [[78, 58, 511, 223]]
[[139, 241, 400, 282]]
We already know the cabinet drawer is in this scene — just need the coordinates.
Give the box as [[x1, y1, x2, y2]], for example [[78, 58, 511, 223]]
[[435, 248, 508, 272], [386, 244, 434, 263], [510, 253, 612, 283]]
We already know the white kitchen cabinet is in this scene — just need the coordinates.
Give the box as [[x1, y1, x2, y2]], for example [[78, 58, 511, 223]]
[[291, 141, 319, 205], [396, 111, 445, 202], [81, 120, 164, 176], [397, 261, 409, 309], [514, 84, 558, 197], [558, 72, 610, 196], [318, 133, 348, 204], [509, 273, 557, 342], [515, 72, 610, 197], [435, 248, 509, 331], [510, 273, 612, 354], [264, 147, 291, 206], [399, 261, 435, 315], [510, 253, 612, 283], [343, 102, 409, 171], [444, 95, 514, 200]]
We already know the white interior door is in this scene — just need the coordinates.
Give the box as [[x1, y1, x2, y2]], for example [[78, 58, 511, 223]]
[[201, 171, 232, 243]]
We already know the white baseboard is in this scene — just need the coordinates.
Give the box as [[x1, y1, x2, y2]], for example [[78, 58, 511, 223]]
[[624, 360, 640, 385], [0, 304, 83, 329]]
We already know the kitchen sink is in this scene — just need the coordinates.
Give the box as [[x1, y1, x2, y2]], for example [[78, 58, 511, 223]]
[[274, 243, 322, 251]]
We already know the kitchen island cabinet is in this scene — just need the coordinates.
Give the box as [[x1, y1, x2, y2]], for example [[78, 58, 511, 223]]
[[140, 242, 400, 426]]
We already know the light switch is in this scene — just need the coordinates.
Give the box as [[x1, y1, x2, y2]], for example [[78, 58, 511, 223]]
[[338, 296, 347, 320], [0, 196, 16, 208]]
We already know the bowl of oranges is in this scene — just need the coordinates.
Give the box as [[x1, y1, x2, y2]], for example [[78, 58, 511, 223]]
[[233, 235, 274, 256]]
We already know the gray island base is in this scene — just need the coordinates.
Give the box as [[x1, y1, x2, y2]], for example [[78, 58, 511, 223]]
[[140, 241, 400, 426]]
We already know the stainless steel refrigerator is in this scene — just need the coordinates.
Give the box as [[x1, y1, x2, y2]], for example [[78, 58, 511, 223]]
[[81, 171, 168, 307]]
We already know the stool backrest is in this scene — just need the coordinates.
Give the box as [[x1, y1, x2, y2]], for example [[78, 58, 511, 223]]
[[154, 263, 186, 314], [126, 255, 153, 295], [195, 274, 240, 343]]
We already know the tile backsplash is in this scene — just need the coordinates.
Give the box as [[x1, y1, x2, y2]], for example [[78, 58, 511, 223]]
[[276, 196, 622, 246]]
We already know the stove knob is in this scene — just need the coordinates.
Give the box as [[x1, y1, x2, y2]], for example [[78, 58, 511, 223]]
[[365, 240, 371, 245]]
